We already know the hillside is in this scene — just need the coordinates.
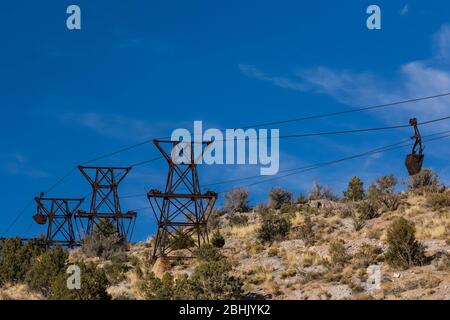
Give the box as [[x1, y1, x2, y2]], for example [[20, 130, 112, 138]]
[[1, 173, 450, 300]]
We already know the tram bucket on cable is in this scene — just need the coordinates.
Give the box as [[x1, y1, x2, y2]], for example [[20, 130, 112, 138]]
[[33, 213, 47, 225], [405, 118, 424, 176]]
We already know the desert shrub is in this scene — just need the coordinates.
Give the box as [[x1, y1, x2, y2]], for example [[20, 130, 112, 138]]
[[425, 191, 450, 209], [257, 212, 291, 243], [51, 262, 111, 300], [25, 245, 68, 296], [140, 272, 177, 300], [208, 209, 222, 230], [293, 216, 316, 246], [210, 230, 225, 248], [343, 176, 365, 201], [407, 168, 441, 194], [82, 219, 127, 260], [189, 260, 243, 299], [280, 203, 294, 213], [353, 244, 382, 268], [227, 214, 249, 227], [367, 175, 401, 211], [321, 186, 339, 201], [103, 253, 130, 285], [170, 229, 195, 250], [193, 244, 222, 262], [309, 180, 339, 201], [269, 188, 293, 209], [352, 200, 379, 231], [225, 188, 250, 213], [329, 240, 350, 267], [139, 260, 243, 300], [0, 238, 45, 285], [384, 217, 427, 269], [297, 192, 308, 205], [254, 204, 272, 216]]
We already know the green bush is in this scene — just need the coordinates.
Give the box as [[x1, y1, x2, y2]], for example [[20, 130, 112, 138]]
[[227, 214, 249, 227], [269, 188, 293, 209], [352, 200, 379, 230], [294, 216, 316, 246], [408, 168, 441, 194], [193, 244, 222, 262], [103, 253, 130, 285], [343, 176, 365, 201], [384, 217, 426, 269], [25, 246, 68, 296], [0, 238, 45, 285], [367, 175, 401, 211], [170, 229, 195, 250], [254, 204, 272, 216], [225, 188, 250, 213], [210, 230, 225, 248], [329, 240, 350, 267], [82, 219, 128, 260], [51, 262, 111, 300], [139, 260, 243, 300], [257, 212, 291, 243], [189, 260, 243, 299]]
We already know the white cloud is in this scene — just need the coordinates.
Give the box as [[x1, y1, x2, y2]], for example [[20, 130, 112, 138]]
[[1, 153, 49, 179], [240, 24, 450, 127], [60, 112, 162, 141], [239, 64, 308, 91], [400, 4, 409, 16]]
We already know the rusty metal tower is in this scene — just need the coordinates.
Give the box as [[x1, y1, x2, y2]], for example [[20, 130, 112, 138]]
[[75, 166, 137, 241], [32, 192, 84, 246], [148, 140, 217, 259]]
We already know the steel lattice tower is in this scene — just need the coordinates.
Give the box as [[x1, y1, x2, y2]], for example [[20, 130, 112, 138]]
[[75, 166, 137, 241], [32, 192, 84, 246], [148, 140, 217, 259]]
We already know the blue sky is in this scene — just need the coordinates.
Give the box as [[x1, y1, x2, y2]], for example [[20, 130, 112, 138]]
[[1, 1, 450, 241]]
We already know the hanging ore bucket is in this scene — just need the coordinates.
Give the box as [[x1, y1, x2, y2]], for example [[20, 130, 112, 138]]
[[405, 118, 424, 176], [33, 213, 47, 225]]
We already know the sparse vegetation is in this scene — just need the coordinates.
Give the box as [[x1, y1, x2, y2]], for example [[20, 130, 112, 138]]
[[139, 258, 243, 300], [51, 262, 111, 300], [329, 240, 350, 267], [353, 244, 382, 268], [425, 190, 450, 209], [257, 212, 291, 243], [170, 229, 195, 250], [227, 214, 249, 227], [407, 169, 441, 194], [344, 176, 365, 201], [193, 244, 222, 262], [293, 216, 316, 246], [385, 217, 427, 269], [368, 175, 401, 211], [210, 230, 225, 248], [225, 188, 250, 213], [269, 188, 293, 209], [82, 219, 128, 260]]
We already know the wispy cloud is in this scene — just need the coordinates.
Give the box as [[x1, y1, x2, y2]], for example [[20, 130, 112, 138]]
[[60, 112, 165, 141], [400, 4, 409, 16], [240, 24, 450, 126], [239, 64, 308, 91], [1, 153, 49, 179]]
